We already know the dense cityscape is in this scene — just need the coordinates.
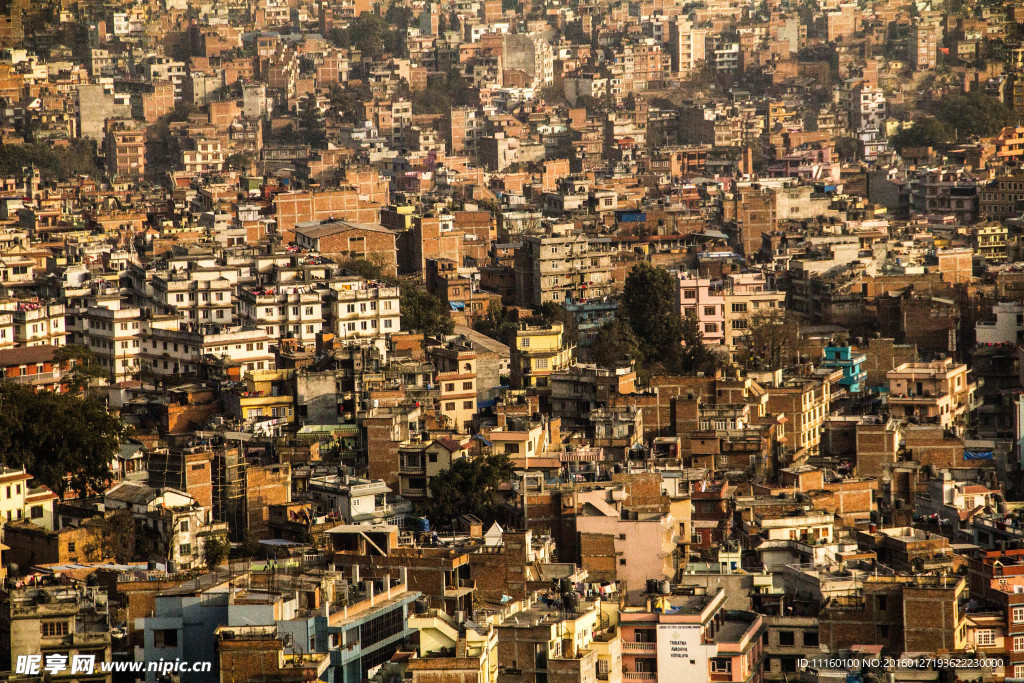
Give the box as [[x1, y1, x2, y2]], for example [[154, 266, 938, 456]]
[[3, 0, 1024, 681]]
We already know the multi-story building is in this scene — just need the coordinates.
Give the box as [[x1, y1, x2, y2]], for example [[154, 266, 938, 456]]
[[238, 285, 325, 342], [511, 323, 574, 391], [326, 278, 401, 341], [820, 575, 966, 653], [678, 272, 785, 354], [0, 466, 56, 530], [514, 230, 615, 308], [141, 322, 275, 377], [429, 337, 478, 432], [494, 592, 620, 683], [849, 83, 886, 132], [0, 584, 113, 681], [821, 345, 868, 394], [887, 358, 978, 434], [104, 118, 145, 177], [618, 586, 764, 683], [767, 372, 839, 457], [12, 300, 65, 347], [80, 300, 143, 382], [669, 17, 707, 74], [150, 274, 233, 324], [308, 475, 393, 524]]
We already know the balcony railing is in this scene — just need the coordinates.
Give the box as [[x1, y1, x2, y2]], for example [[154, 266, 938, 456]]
[[624, 673, 657, 681], [623, 642, 657, 652]]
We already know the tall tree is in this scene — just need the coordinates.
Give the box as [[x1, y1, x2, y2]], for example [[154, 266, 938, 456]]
[[621, 263, 685, 372], [589, 319, 643, 369], [0, 383, 127, 498], [418, 453, 513, 526], [401, 284, 455, 340], [737, 308, 800, 370]]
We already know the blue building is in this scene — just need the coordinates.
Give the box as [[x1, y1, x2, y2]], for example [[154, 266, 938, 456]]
[[822, 345, 868, 393]]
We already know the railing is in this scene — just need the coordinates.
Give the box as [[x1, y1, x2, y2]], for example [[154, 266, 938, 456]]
[[623, 642, 657, 652], [7, 370, 63, 384], [624, 673, 657, 681]]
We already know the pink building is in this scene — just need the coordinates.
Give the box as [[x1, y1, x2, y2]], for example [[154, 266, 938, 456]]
[[619, 586, 765, 683], [677, 274, 725, 346]]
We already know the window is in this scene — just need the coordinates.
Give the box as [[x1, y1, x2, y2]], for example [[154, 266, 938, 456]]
[[779, 631, 795, 646], [521, 337, 530, 348], [976, 630, 995, 647], [463, 381, 473, 390], [445, 402, 456, 411], [30, 505, 42, 519], [445, 383, 455, 392], [428, 454, 437, 463], [804, 630, 819, 647], [1014, 635, 1024, 652], [684, 290, 696, 299], [1015, 665, 1024, 679], [731, 302, 747, 313], [619, 558, 627, 565], [155, 629, 178, 648], [731, 319, 748, 330], [710, 658, 732, 673], [67, 542, 76, 552], [1011, 606, 1024, 624], [463, 401, 474, 409], [634, 629, 656, 643], [705, 323, 718, 333], [41, 621, 69, 637]]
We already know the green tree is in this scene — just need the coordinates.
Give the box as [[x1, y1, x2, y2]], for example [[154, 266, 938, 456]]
[[890, 116, 954, 152], [225, 152, 252, 171], [204, 536, 228, 570], [535, 301, 579, 347], [473, 302, 517, 347], [53, 343, 109, 391], [0, 383, 128, 498], [679, 311, 720, 375], [0, 140, 102, 181], [418, 453, 513, 526], [934, 93, 1018, 138], [621, 263, 685, 372], [401, 284, 455, 340], [588, 319, 643, 369]]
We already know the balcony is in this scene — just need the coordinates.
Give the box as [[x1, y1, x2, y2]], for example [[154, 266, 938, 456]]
[[623, 642, 657, 652], [8, 370, 63, 384], [624, 673, 657, 681]]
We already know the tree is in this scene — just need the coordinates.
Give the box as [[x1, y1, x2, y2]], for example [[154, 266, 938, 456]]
[[589, 320, 643, 369], [890, 116, 953, 152], [52, 343, 108, 391], [401, 284, 455, 340], [535, 301, 579, 348], [621, 263, 685, 373], [679, 310, 721, 376], [85, 509, 136, 563], [204, 536, 228, 570], [0, 140, 102, 181], [934, 93, 1018, 138], [474, 302, 517, 347], [0, 383, 128, 498], [737, 308, 800, 370], [417, 453, 514, 526], [225, 152, 252, 171]]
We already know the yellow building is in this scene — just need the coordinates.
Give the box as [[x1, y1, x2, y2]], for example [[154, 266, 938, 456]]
[[408, 607, 498, 683], [225, 369, 296, 428], [511, 322, 574, 390]]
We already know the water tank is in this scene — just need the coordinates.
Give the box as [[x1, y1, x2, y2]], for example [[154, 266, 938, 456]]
[[414, 598, 429, 614], [147, 560, 157, 571], [418, 517, 431, 532], [646, 579, 658, 594], [658, 580, 671, 595], [560, 578, 572, 593]]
